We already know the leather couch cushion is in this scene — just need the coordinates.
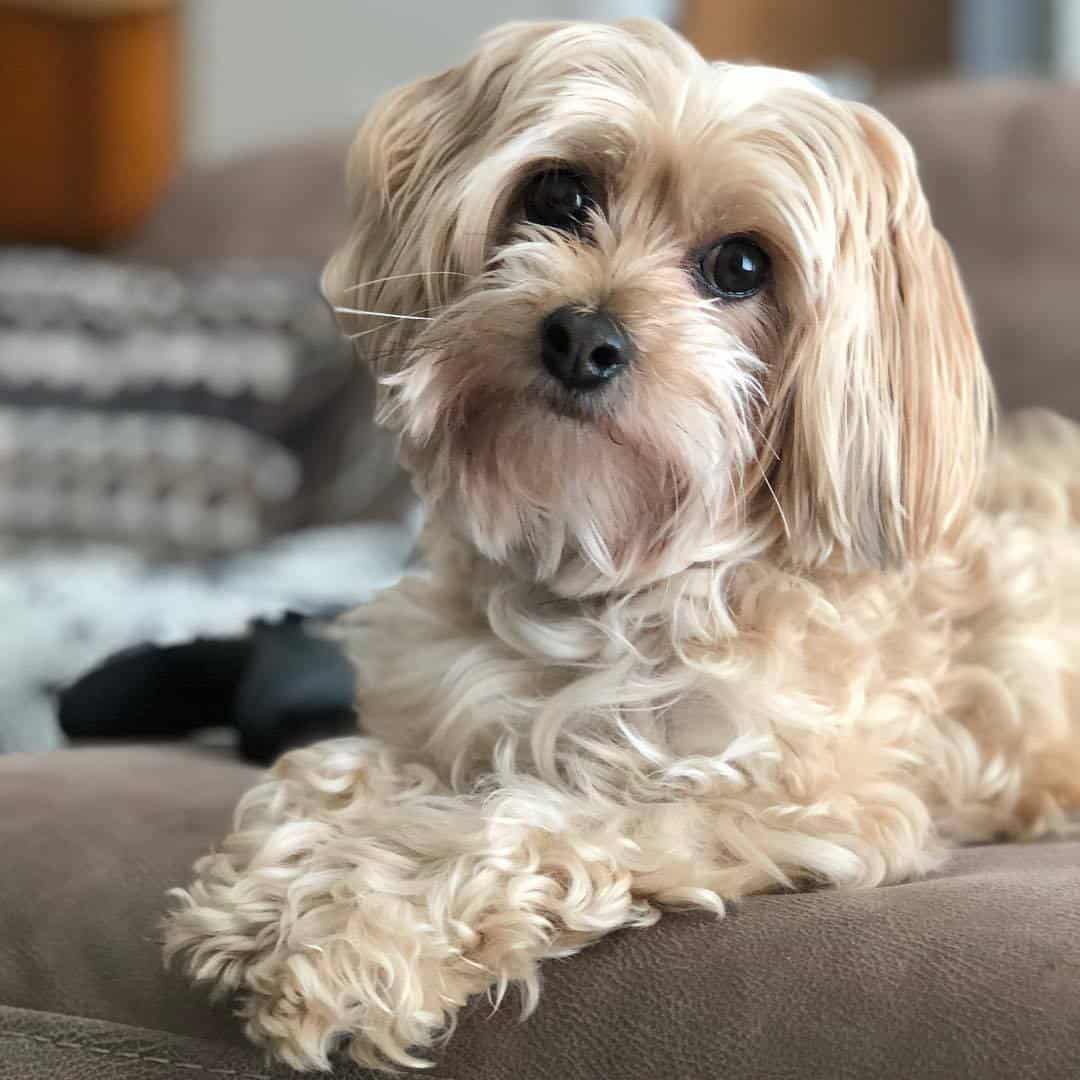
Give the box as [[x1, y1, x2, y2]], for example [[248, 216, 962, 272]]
[[0, 747, 253, 1046], [2, 746, 1079, 1078]]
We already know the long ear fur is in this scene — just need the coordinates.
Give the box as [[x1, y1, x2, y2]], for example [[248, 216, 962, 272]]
[[767, 103, 995, 567], [321, 21, 569, 378]]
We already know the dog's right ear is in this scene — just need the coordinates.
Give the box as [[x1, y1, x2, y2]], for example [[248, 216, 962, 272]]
[[322, 21, 563, 359]]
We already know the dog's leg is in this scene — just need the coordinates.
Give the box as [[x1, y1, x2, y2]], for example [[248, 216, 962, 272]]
[[164, 729, 945, 1072], [164, 736, 670, 1071]]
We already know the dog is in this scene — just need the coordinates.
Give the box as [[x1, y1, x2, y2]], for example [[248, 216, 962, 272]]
[[164, 19, 1080, 1072]]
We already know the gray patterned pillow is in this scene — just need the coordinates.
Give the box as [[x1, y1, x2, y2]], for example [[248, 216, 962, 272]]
[[0, 249, 397, 557]]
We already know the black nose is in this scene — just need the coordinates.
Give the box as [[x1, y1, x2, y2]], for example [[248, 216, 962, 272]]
[[539, 306, 632, 391]]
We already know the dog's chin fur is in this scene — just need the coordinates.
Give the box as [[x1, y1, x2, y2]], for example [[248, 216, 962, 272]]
[[164, 19, 1080, 1073]]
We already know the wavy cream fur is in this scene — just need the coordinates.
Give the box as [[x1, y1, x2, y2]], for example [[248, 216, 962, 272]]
[[164, 19, 1080, 1073]]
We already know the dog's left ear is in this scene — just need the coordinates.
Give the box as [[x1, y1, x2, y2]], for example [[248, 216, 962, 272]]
[[322, 21, 565, 377], [767, 102, 995, 568]]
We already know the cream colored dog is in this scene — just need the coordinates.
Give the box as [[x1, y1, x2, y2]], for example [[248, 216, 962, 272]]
[[165, 19, 1080, 1072]]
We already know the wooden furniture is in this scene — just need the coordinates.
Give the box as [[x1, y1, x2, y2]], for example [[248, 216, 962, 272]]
[[682, 0, 952, 79], [0, 0, 180, 249]]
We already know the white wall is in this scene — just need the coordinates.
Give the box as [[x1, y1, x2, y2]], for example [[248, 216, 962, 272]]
[[1055, 0, 1080, 74], [184, 0, 673, 163]]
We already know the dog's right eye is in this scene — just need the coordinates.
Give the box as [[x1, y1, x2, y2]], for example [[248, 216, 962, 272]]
[[520, 170, 595, 234]]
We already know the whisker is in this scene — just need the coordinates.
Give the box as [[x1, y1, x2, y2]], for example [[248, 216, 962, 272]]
[[346, 305, 441, 340], [334, 306, 434, 321], [348, 332, 460, 361], [739, 413, 788, 536], [746, 426, 788, 538], [759, 464, 790, 541], [348, 323, 405, 341], [344, 272, 469, 292], [748, 417, 782, 463]]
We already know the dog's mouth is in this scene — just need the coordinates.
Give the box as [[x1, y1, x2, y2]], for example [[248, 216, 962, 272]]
[[528, 373, 625, 423]]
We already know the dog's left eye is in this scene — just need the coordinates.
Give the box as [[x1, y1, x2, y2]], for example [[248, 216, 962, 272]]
[[698, 236, 771, 299], [520, 169, 595, 234]]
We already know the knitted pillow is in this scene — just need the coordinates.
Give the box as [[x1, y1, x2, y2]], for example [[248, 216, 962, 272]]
[[0, 249, 396, 557]]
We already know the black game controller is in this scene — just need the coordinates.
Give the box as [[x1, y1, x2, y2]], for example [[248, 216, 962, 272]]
[[57, 613, 357, 764]]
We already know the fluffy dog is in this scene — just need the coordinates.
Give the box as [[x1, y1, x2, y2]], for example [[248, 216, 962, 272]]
[[165, 19, 1080, 1072]]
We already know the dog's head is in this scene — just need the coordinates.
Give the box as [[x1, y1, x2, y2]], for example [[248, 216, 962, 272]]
[[325, 19, 993, 594]]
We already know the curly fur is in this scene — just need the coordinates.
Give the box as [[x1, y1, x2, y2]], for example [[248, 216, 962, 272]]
[[164, 19, 1080, 1073]]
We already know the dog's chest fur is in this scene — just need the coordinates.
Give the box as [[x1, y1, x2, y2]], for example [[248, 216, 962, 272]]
[[340, 411, 1080, 842]]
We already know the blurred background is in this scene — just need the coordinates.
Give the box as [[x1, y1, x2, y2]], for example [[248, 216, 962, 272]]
[[182, 0, 1079, 162], [178, 0, 1080, 162], [4, 0, 1080, 247], [1, 0, 1079, 755]]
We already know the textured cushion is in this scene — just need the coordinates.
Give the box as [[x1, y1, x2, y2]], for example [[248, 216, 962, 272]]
[[2, 746, 1080, 1079], [0, 249, 395, 557], [875, 80, 1080, 423]]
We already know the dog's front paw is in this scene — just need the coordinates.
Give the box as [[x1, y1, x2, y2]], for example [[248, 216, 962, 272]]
[[165, 739, 664, 1071], [164, 742, 576, 1071], [166, 835, 543, 1072], [162, 749, 484, 1071], [240, 905, 502, 1072], [167, 897, 479, 1071]]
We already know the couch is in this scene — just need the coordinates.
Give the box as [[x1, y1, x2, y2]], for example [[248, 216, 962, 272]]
[[2, 80, 1079, 1078]]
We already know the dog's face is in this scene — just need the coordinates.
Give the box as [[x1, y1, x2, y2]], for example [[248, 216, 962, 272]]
[[325, 19, 992, 594]]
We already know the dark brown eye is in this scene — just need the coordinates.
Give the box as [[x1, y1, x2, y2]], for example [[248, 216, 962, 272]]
[[699, 236, 771, 299], [521, 169, 595, 234]]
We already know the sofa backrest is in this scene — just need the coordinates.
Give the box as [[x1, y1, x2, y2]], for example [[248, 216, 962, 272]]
[[876, 80, 1080, 421]]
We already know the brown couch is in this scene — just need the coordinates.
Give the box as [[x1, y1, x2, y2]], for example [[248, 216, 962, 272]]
[[2, 80, 1080, 1079]]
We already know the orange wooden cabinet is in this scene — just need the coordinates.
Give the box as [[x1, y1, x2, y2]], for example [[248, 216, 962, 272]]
[[0, 0, 180, 249], [682, 0, 951, 78]]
